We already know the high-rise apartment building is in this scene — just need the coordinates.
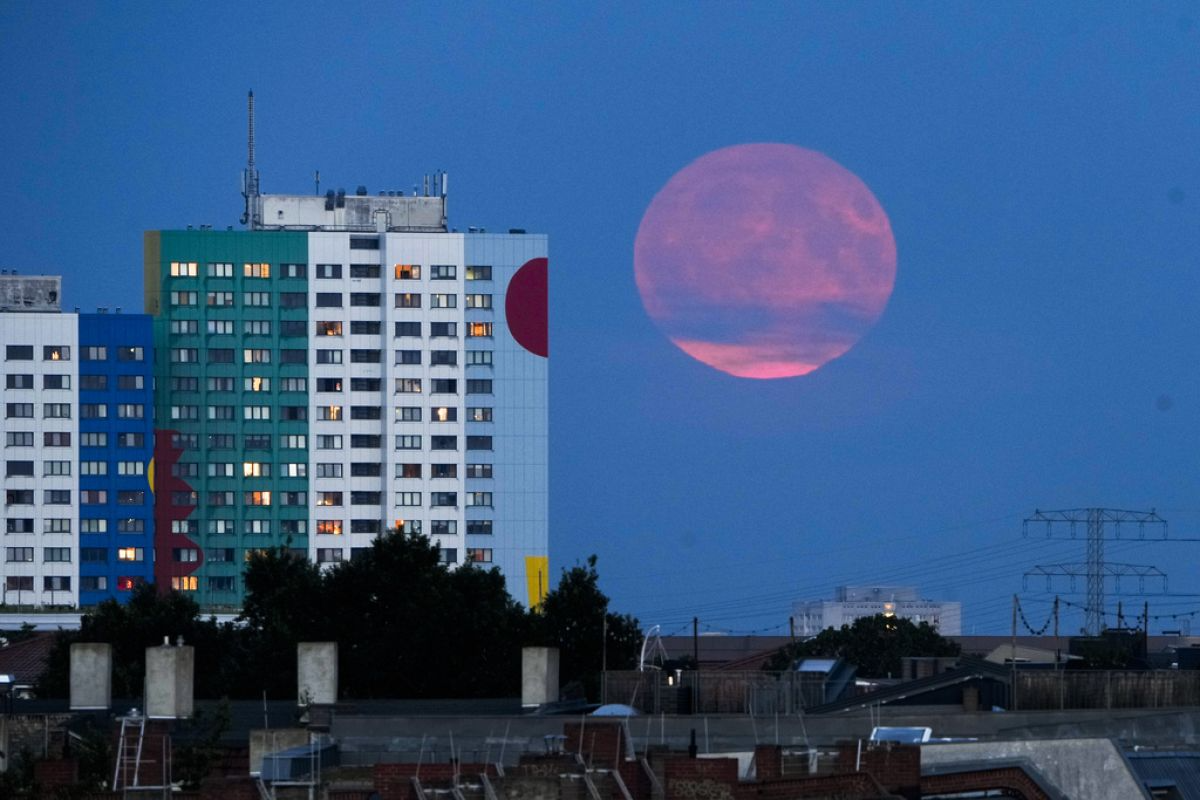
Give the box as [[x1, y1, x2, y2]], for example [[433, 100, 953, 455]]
[[792, 586, 962, 636], [0, 276, 155, 608], [144, 172, 549, 608]]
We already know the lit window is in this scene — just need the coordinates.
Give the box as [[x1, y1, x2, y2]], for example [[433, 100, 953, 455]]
[[244, 262, 270, 278], [395, 264, 420, 279], [170, 261, 198, 277], [468, 322, 493, 338], [432, 406, 456, 422], [118, 547, 144, 562], [465, 265, 492, 281], [317, 321, 343, 336], [245, 376, 271, 392], [171, 576, 199, 591], [317, 520, 343, 535]]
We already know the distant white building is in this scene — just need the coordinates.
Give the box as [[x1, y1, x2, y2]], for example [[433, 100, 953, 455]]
[[792, 586, 962, 637]]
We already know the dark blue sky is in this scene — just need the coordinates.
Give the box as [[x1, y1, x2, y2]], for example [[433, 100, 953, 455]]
[[2, 3, 1197, 634]]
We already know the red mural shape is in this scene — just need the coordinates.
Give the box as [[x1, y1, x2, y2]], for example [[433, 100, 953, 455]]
[[154, 429, 203, 591], [505, 257, 549, 357]]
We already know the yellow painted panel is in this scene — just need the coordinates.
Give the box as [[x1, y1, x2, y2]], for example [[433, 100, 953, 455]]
[[525, 555, 550, 610]]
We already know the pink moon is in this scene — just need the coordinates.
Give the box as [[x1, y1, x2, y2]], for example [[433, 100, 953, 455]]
[[634, 143, 897, 379]]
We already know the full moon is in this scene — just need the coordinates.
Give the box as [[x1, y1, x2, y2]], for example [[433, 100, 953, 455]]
[[634, 143, 897, 379]]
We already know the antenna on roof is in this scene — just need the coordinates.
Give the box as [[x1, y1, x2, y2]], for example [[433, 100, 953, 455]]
[[240, 90, 261, 228]]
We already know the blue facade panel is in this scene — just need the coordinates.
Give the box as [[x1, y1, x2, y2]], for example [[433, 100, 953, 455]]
[[78, 314, 156, 605]]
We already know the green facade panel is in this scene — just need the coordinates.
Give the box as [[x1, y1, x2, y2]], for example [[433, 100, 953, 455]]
[[148, 230, 309, 607]]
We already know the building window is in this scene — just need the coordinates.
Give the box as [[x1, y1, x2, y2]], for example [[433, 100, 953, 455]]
[[118, 490, 145, 505], [118, 374, 145, 390], [171, 347, 198, 362], [396, 492, 421, 507], [281, 377, 306, 392], [44, 490, 71, 504], [429, 350, 456, 366], [6, 403, 33, 418], [42, 345, 69, 361], [316, 463, 343, 478], [5, 489, 34, 505], [207, 262, 233, 277], [465, 294, 492, 309], [44, 518, 71, 533], [316, 349, 343, 364], [42, 460, 70, 476], [351, 491, 381, 506], [243, 405, 271, 421], [395, 350, 421, 365], [431, 492, 457, 507], [395, 292, 421, 308], [317, 320, 343, 337], [350, 264, 381, 278], [431, 406, 457, 422], [431, 463, 457, 479], [282, 263, 306, 278], [317, 520, 343, 536], [396, 407, 421, 422], [243, 320, 270, 336], [467, 436, 493, 451], [170, 261, 198, 277], [117, 403, 145, 419], [117, 518, 145, 532], [430, 520, 457, 536], [244, 491, 272, 506], [82, 345, 107, 360], [350, 406, 380, 420], [439, 549, 458, 565], [280, 348, 306, 363], [281, 320, 306, 337], [430, 379, 457, 394], [467, 520, 493, 536], [467, 379, 492, 394], [210, 576, 236, 592], [396, 435, 421, 450], [351, 434, 381, 449], [81, 547, 107, 561], [317, 435, 343, 450], [206, 291, 233, 307], [397, 462, 421, 478], [395, 264, 420, 279], [281, 462, 307, 477], [316, 292, 343, 307], [467, 548, 493, 563], [208, 405, 234, 421], [351, 519, 381, 534], [396, 378, 422, 394], [81, 576, 107, 592], [467, 407, 493, 422], [44, 547, 71, 562], [316, 264, 342, 279], [171, 576, 199, 592], [317, 492, 343, 507], [317, 405, 343, 421], [80, 519, 107, 533], [431, 293, 457, 308], [5, 345, 33, 361], [117, 346, 145, 361], [431, 436, 457, 451], [467, 492, 493, 508], [79, 432, 104, 447], [5, 374, 32, 389], [5, 518, 33, 533], [351, 377, 380, 391], [350, 292, 380, 307], [466, 350, 493, 366], [468, 322, 493, 338], [43, 374, 70, 390], [395, 321, 421, 337], [242, 461, 271, 477], [430, 264, 456, 280], [6, 431, 33, 446], [43, 403, 72, 418], [121, 433, 147, 448], [398, 520, 422, 535], [118, 547, 144, 562], [244, 262, 270, 278], [466, 463, 493, 478], [243, 348, 271, 363], [351, 349, 381, 363], [243, 291, 271, 306], [465, 265, 492, 281], [7, 547, 35, 562], [317, 548, 344, 564], [6, 460, 33, 476]]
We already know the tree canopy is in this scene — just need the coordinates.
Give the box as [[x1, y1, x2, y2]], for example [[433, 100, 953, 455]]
[[39, 538, 637, 702], [762, 614, 961, 677]]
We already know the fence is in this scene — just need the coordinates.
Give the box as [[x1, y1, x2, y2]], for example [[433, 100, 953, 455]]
[[1016, 670, 1200, 710]]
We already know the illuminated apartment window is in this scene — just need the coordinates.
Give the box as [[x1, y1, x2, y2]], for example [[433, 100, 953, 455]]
[[395, 264, 420, 279], [317, 321, 343, 336], [118, 547, 144, 562], [468, 322, 493, 338], [465, 265, 491, 281], [34, 346, 61, 362], [244, 262, 270, 278], [317, 492, 343, 507], [244, 491, 272, 506], [243, 462, 270, 477], [245, 376, 271, 392], [170, 261, 198, 277], [172, 576, 199, 591], [318, 406, 343, 421], [317, 520, 343, 536]]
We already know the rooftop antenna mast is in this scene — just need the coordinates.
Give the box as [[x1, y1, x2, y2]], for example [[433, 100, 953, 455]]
[[240, 90, 262, 228]]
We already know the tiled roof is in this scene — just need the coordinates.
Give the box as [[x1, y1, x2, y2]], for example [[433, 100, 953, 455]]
[[0, 631, 57, 687]]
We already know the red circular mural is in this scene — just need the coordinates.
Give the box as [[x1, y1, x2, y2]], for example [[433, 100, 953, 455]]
[[505, 257, 549, 357]]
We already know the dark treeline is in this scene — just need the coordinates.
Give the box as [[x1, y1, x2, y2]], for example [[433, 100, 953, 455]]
[[38, 532, 640, 701]]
